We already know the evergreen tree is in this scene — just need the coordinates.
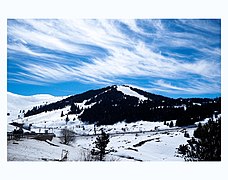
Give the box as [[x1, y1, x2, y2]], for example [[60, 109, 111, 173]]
[[169, 121, 174, 128], [92, 129, 110, 161], [61, 111, 64, 117], [65, 115, 70, 124], [177, 118, 221, 161], [193, 122, 203, 138], [70, 103, 77, 114]]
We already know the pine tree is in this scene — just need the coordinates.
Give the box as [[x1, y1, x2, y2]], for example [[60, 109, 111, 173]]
[[169, 121, 174, 127], [177, 118, 221, 161], [92, 129, 110, 161], [61, 111, 64, 117], [70, 103, 76, 114], [65, 115, 69, 124]]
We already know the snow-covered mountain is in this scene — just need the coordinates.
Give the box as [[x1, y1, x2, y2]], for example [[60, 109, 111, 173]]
[[19, 85, 175, 125], [8, 84, 220, 131], [7, 85, 151, 132], [7, 92, 66, 131], [7, 85, 220, 161], [7, 90, 188, 161]]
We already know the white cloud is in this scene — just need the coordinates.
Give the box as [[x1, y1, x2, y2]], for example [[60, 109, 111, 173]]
[[150, 79, 220, 95], [8, 19, 221, 96], [8, 43, 59, 60]]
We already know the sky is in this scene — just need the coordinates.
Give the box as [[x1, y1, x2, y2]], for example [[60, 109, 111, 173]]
[[7, 19, 221, 98]]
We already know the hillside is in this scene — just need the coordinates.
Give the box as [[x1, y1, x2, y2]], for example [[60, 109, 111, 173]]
[[7, 92, 66, 132], [19, 85, 220, 126], [7, 85, 221, 161]]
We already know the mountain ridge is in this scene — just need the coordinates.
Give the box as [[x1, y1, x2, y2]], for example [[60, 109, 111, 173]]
[[18, 85, 220, 126]]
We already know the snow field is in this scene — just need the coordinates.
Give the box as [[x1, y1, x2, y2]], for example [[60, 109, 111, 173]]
[[7, 91, 196, 161], [116, 85, 147, 101], [8, 126, 194, 161]]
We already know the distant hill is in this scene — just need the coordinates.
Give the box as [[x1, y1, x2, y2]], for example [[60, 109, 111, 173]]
[[23, 85, 221, 126]]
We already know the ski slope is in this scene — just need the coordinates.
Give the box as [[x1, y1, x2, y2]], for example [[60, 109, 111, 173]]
[[116, 85, 147, 101]]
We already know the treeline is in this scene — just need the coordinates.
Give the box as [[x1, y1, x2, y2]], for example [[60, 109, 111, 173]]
[[176, 99, 221, 126]]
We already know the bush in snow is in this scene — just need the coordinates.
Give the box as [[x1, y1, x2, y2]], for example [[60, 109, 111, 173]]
[[79, 149, 119, 161], [79, 149, 94, 161], [184, 131, 190, 138]]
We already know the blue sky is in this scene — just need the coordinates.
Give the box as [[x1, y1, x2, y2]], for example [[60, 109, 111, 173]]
[[7, 19, 221, 98]]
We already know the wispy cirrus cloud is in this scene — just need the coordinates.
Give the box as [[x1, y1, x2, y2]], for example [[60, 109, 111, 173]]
[[7, 19, 221, 97], [149, 79, 220, 95]]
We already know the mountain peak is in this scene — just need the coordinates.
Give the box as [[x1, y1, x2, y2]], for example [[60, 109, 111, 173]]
[[115, 85, 148, 101]]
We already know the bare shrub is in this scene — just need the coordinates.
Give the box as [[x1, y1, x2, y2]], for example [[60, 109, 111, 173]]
[[59, 128, 76, 145]]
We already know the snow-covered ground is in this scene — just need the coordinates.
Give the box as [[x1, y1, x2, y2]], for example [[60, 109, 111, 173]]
[[7, 92, 66, 131], [7, 127, 195, 161], [7, 91, 198, 161]]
